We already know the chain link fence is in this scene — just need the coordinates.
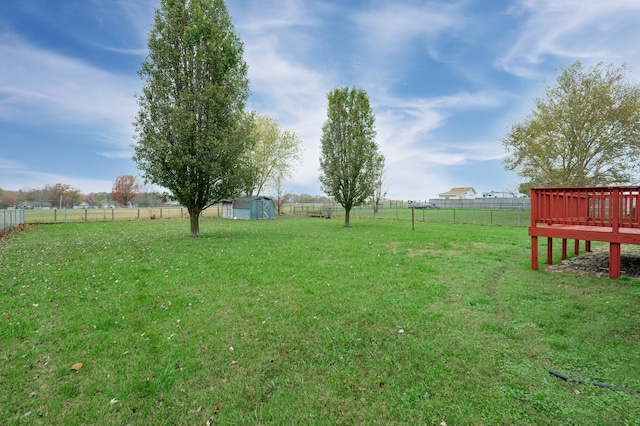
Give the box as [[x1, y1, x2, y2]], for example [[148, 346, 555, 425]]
[[284, 201, 530, 227], [13, 200, 531, 228], [1, 209, 24, 234]]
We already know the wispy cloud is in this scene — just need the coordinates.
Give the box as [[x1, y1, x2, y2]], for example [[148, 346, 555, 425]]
[[0, 31, 140, 190], [353, 2, 466, 54], [499, 0, 640, 76], [368, 89, 506, 163], [0, 34, 139, 129]]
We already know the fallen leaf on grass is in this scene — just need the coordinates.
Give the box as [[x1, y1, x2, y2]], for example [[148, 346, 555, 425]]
[[206, 407, 222, 423], [71, 363, 83, 371]]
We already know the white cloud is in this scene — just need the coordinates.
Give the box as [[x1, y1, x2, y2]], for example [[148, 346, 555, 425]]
[[234, 2, 335, 190], [0, 33, 139, 162], [499, 0, 640, 76], [353, 2, 465, 53], [0, 34, 138, 128]]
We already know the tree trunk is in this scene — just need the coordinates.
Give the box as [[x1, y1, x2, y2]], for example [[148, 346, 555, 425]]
[[188, 208, 201, 237], [344, 207, 351, 227]]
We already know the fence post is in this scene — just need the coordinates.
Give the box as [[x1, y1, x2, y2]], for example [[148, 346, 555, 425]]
[[111, 208, 114, 221], [84, 209, 88, 222], [411, 207, 415, 231], [138, 209, 140, 220]]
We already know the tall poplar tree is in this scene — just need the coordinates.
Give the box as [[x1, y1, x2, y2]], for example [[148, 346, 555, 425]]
[[319, 87, 384, 227], [132, 0, 250, 236]]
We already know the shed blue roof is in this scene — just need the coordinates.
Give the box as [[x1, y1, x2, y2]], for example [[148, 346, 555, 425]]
[[233, 196, 273, 209]]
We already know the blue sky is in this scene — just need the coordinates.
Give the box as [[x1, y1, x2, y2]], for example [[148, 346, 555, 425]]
[[2, 0, 640, 200]]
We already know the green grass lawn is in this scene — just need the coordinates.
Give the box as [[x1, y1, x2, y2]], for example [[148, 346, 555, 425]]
[[1, 217, 639, 425]]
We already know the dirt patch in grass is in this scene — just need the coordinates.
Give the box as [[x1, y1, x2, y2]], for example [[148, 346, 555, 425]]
[[546, 245, 640, 279]]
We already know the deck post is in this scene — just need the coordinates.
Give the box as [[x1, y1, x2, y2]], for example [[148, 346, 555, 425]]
[[609, 242, 621, 279], [530, 188, 538, 270], [562, 239, 568, 260], [547, 237, 553, 264], [574, 240, 580, 255], [585, 241, 591, 252]]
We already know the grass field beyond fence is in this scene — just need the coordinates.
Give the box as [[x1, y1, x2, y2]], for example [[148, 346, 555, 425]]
[[21, 203, 531, 227], [1, 217, 639, 424]]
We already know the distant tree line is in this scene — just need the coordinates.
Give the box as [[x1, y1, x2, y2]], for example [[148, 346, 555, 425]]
[[0, 181, 350, 210], [0, 176, 165, 209]]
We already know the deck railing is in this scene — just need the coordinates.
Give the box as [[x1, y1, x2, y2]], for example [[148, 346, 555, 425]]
[[530, 186, 640, 279], [531, 186, 640, 229]]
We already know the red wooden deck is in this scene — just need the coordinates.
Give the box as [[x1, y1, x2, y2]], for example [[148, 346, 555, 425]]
[[529, 186, 640, 278]]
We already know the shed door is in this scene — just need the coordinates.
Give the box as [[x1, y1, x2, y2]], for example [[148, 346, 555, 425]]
[[257, 199, 269, 219]]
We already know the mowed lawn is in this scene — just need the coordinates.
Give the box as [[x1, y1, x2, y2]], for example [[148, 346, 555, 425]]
[[1, 217, 639, 425]]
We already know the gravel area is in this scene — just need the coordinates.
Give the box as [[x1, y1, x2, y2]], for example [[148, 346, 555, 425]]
[[545, 245, 640, 279]]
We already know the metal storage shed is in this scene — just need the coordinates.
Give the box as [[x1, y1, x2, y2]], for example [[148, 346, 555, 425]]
[[221, 200, 234, 219], [232, 196, 275, 220]]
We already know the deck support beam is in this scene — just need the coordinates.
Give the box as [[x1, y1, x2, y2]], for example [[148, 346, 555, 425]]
[[609, 243, 621, 279]]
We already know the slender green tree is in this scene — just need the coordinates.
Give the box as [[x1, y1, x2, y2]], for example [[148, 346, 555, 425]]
[[244, 112, 303, 196], [503, 61, 640, 189], [319, 86, 385, 227], [132, 0, 250, 236]]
